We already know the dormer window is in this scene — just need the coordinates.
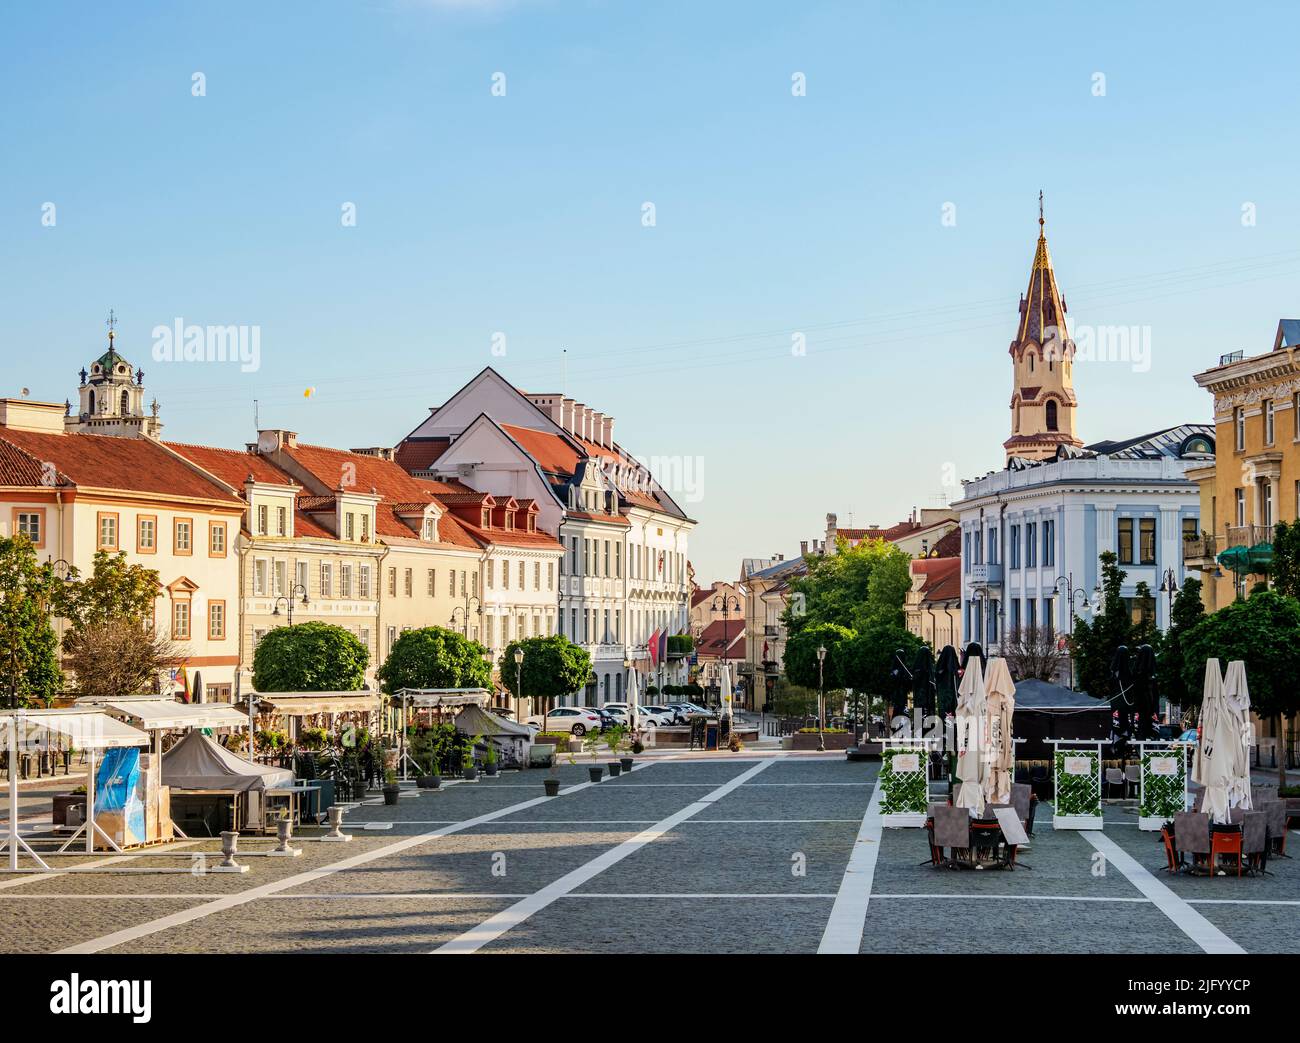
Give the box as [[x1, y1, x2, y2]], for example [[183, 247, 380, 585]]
[[257, 504, 268, 535], [422, 517, 436, 541], [482, 508, 491, 528], [361, 513, 369, 542], [505, 511, 515, 531], [527, 514, 536, 532]]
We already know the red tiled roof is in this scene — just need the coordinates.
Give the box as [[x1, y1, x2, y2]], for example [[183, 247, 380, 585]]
[[499, 424, 582, 476], [166, 441, 298, 489], [930, 527, 961, 559], [838, 520, 922, 543], [695, 619, 745, 657], [0, 437, 57, 486], [911, 557, 961, 603], [393, 438, 451, 473], [0, 429, 240, 504]]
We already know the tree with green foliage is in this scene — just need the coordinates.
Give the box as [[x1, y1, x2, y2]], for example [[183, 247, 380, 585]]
[[0, 535, 63, 707], [1069, 551, 1138, 700], [845, 619, 925, 703], [1272, 520, 1300, 599], [377, 626, 491, 694], [253, 621, 369, 692], [784, 622, 855, 691], [1154, 576, 1205, 718], [1181, 588, 1300, 787], [497, 634, 592, 731], [783, 537, 915, 635], [60, 550, 160, 632]]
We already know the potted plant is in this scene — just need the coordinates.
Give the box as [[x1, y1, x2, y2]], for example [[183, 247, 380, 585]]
[[544, 747, 561, 796], [606, 724, 625, 776], [482, 739, 499, 777], [413, 729, 442, 789], [382, 769, 401, 806], [583, 728, 604, 783], [461, 739, 479, 782]]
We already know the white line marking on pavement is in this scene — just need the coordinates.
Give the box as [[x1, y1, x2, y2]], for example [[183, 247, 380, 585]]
[[54, 768, 645, 955], [871, 893, 1148, 903], [1079, 831, 1246, 955], [817, 775, 883, 954], [433, 759, 777, 953]]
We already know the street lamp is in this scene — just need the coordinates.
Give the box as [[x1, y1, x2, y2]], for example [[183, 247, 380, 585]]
[[1158, 568, 1178, 621], [513, 646, 525, 725], [1054, 573, 1091, 690], [272, 583, 309, 626], [816, 644, 827, 753], [712, 594, 741, 715], [449, 595, 482, 638]]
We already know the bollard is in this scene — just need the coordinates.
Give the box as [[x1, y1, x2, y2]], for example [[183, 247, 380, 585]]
[[320, 804, 353, 843], [212, 830, 250, 873], [269, 816, 302, 857]]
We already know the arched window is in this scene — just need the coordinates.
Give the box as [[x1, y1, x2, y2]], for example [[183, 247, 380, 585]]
[[88, 389, 95, 414], [1046, 400, 1059, 431], [120, 390, 129, 414]]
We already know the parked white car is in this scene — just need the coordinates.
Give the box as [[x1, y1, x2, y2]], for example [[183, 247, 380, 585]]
[[526, 706, 602, 735], [603, 702, 673, 727]]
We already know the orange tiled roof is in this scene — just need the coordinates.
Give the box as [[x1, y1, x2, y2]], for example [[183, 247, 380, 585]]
[[0, 429, 240, 505], [911, 556, 961, 604], [166, 441, 298, 489]]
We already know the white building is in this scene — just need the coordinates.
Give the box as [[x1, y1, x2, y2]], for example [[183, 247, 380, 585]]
[[396, 368, 695, 705]]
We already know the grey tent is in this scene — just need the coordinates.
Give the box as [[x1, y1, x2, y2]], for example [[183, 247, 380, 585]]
[[161, 730, 293, 793]]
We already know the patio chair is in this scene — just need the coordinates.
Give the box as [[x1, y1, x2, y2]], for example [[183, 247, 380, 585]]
[[933, 806, 971, 868], [921, 805, 948, 867], [1227, 806, 1246, 825], [1210, 824, 1243, 877], [1252, 785, 1278, 807], [1010, 783, 1032, 830], [1262, 800, 1289, 857], [1173, 812, 1211, 875], [1124, 764, 1140, 798], [1241, 812, 1268, 876], [1104, 767, 1126, 800]]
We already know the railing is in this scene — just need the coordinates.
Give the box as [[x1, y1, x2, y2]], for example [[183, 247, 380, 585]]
[[1225, 524, 1273, 548], [763, 625, 779, 637], [969, 563, 1003, 586], [1182, 534, 1217, 561]]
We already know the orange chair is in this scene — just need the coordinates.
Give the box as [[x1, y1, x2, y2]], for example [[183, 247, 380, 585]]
[[1210, 826, 1244, 877], [1159, 826, 1178, 873]]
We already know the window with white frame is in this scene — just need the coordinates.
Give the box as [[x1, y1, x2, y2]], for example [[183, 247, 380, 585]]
[[320, 562, 333, 597], [253, 558, 268, 596]]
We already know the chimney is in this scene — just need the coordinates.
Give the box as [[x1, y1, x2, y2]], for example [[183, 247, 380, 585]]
[[572, 403, 586, 439], [800, 541, 808, 557], [601, 415, 613, 446], [561, 399, 576, 435], [590, 411, 605, 446]]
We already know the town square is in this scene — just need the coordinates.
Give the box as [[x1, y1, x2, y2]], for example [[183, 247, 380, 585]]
[[1, 0, 1298, 1013]]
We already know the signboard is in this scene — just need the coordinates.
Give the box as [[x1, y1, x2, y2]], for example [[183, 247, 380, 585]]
[[889, 753, 919, 774], [1148, 756, 1178, 777], [1064, 756, 1093, 776]]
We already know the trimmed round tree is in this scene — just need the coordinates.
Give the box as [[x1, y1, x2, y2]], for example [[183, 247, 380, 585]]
[[253, 620, 369, 692], [376, 626, 492, 694], [498, 635, 591, 731], [784, 622, 856, 691]]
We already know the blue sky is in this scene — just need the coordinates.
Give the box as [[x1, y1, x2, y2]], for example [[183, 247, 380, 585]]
[[4, 1, 1300, 582]]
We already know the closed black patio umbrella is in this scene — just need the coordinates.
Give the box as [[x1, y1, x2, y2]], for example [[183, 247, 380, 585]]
[[912, 646, 936, 715], [1109, 644, 1134, 747], [1131, 644, 1157, 740], [934, 645, 960, 717], [888, 648, 912, 719]]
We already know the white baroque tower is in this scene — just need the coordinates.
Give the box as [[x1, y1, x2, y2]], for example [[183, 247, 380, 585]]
[[65, 313, 163, 439]]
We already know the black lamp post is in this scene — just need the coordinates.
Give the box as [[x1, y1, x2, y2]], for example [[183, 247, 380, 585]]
[[1054, 573, 1101, 690], [272, 583, 309, 626], [450, 595, 482, 638], [1158, 568, 1178, 623], [513, 646, 524, 721], [712, 594, 741, 714], [816, 644, 827, 753]]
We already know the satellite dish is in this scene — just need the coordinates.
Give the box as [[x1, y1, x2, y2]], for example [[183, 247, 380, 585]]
[[257, 431, 279, 453], [20, 388, 30, 398]]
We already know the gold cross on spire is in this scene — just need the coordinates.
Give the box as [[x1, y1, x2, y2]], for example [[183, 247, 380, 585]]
[[106, 308, 117, 346], [1038, 190, 1045, 232]]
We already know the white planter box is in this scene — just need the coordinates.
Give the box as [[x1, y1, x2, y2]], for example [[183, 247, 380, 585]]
[[1053, 814, 1103, 830], [882, 812, 926, 828]]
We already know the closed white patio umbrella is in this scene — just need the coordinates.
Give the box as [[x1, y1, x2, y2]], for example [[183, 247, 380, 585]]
[[982, 657, 1016, 807], [954, 657, 987, 816], [1222, 659, 1254, 813], [1192, 659, 1232, 824]]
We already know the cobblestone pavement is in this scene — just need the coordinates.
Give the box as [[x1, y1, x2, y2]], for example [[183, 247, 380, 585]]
[[0, 753, 1295, 953]]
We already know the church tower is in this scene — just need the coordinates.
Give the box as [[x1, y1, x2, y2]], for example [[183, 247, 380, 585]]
[[65, 312, 163, 439], [1003, 197, 1082, 463]]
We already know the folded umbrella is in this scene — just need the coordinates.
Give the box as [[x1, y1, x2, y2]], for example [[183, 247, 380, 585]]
[[982, 657, 1016, 807], [954, 657, 987, 816], [1222, 659, 1253, 813], [1192, 658, 1231, 824]]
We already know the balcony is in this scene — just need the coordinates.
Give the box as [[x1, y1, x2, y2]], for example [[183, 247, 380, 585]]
[[1183, 534, 1217, 567], [968, 563, 1003, 588], [763, 624, 780, 637], [1225, 524, 1273, 548]]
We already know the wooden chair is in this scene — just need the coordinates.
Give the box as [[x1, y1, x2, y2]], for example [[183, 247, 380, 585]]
[[1174, 811, 1211, 875]]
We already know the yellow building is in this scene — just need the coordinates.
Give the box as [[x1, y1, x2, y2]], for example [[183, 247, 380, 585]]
[[1188, 320, 1300, 612]]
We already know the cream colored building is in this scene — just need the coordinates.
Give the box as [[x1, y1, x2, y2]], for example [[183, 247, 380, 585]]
[[0, 394, 243, 699]]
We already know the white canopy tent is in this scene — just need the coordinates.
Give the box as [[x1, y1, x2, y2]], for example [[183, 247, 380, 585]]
[[0, 709, 150, 870]]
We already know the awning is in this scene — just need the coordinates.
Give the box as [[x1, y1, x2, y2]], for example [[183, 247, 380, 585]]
[[0, 709, 149, 750], [103, 700, 248, 731], [398, 688, 491, 708], [242, 692, 380, 716]]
